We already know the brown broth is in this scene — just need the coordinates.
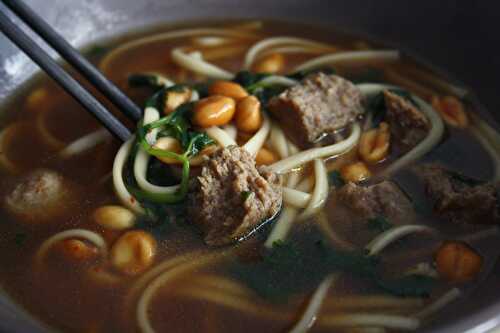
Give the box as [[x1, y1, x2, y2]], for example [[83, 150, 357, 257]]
[[0, 20, 498, 333]]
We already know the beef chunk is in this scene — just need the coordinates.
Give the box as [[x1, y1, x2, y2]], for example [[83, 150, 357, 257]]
[[4, 169, 76, 224], [418, 164, 500, 224], [337, 181, 414, 224], [268, 73, 363, 148], [384, 90, 430, 150], [189, 146, 282, 246]]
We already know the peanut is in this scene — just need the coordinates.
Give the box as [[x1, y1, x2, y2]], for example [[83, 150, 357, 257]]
[[192, 96, 236, 128], [340, 161, 371, 182], [110, 230, 156, 276], [253, 53, 285, 74], [235, 95, 262, 133], [359, 122, 390, 164], [208, 81, 248, 100], [431, 95, 468, 128]]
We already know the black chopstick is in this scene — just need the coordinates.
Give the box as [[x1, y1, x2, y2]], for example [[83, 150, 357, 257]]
[[0, 9, 132, 142], [2, 0, 142, 122]]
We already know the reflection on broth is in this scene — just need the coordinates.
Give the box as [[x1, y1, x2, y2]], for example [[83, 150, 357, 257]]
[[0, 20, 499, 333]]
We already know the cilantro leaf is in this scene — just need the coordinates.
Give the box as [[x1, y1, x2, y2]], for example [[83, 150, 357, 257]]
[[328, 170, 345, 188], [367, 216, 393, 233]]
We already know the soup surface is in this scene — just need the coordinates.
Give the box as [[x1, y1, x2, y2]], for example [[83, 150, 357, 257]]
[[0, 20, 500, 333]]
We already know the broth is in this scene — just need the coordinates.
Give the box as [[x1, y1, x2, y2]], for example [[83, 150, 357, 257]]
[[0, 20, 499, 333]]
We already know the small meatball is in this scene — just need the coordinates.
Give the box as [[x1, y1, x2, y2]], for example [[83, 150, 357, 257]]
[[383, 90, 430, 150], [188, 146, 282, 246], [4, 169, 76, 224], [337, 181, 414, 224], [269, 73, 363, 148], [418, 164, 499, 224]]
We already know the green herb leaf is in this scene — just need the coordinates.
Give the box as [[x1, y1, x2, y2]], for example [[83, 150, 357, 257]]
[[86, 45, 108, 59], [228, 239, 435, 301], [348, 68, 384, 84], [14, 233, 26, 247], [446, 170, 485, 187], [367, 216, 393, 233], [376, 274, 436, 297], [328, 170, 345, 188], [233, 71, 270, 88], [241, 191, 253, 201]]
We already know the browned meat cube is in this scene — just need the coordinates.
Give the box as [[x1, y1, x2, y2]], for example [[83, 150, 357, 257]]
[[188, 146, 282, 246], [268, 73, 363, 148], [383, 90, 430, 150], [337, 180, 414, 224], [418, 164, 500, 224]]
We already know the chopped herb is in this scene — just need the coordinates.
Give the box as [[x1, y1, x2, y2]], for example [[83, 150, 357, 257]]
[[14, 233, 26, 246], [367, 216, 393, 233], [446, 170, 485, 187], [328, 170, 345, 188], [192, 82, 211, 98], [376, 274, 436, 297], [228, 239, 435, 301], [348, 68, 384, 84], [252, 85, 286, 104], [241, 191, 253, 201], [128, 73, 174, 91], [287, 67, 336, 81], [233, 71, 270, 88], [86, 45, 108, 59], [133, 100, 214, 204]]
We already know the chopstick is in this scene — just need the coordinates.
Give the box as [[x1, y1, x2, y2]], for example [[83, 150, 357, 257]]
[[1, 0, 142, 122], [0, 9, 132, 142]]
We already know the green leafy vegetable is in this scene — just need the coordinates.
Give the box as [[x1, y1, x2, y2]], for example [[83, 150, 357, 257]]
[[229, 239, 436, 301], [233, 71, 270, 88], [86, 45, 108, 59], [348, 68, 384, 84], [252, 85, 286, 104], [14, 233, 26, 247], [376, 274, 436, 297], [328, 170, 345, 188], [367, 216, 393, 233], [129, 89, 214, 204], [446, 170, 485, 187], [241, 191, 253, 201], [287, 67, 336, 81]]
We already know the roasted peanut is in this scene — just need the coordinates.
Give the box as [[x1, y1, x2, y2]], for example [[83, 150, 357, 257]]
[[152, 137, 183, 164], [359, 122, 390, 164], [93, 205, 135, 231], [253, 53, 285, 74], [192, 96, 236, 128], [235, 95, 262, 133], [431, 95, 468, 128], [208, 81, 248, 100], [256, 147, 279, 165], [57, 239, 99, 263], [189, 144, 218, 166], [110, 230, 156, 276], [435, 241, 482, 283], [340, 161, 371, 182], [164, 88, 192, 114]]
